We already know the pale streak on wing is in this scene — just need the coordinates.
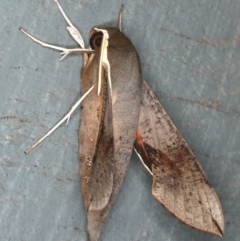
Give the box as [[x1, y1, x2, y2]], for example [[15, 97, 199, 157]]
[[89, 79, 114, 212], [134, 80, 224, 236]]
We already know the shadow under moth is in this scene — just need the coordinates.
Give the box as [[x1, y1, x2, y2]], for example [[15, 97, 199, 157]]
[[21, 1, 224, 240]]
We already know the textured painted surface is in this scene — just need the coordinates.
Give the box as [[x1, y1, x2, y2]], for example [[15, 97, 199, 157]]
[[1, 0, 240, 240]]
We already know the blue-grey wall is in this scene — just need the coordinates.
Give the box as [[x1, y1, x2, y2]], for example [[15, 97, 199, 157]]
[[1, 0, 239, 240]]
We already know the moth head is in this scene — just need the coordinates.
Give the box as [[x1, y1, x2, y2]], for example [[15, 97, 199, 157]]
[[90, 30, 103, 50], [89, 28, 121, 50]]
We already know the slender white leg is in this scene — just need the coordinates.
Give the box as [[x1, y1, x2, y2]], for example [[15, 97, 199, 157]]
[[20, 28, 93, 59], [54, 0, 85, 48], [25, 85, 94, 154]]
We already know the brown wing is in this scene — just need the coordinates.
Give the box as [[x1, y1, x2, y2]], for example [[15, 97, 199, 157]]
[[134, 80, 224, 237], [80, 28, 142, 241]]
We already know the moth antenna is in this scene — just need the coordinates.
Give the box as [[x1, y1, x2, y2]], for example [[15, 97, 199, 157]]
[[117, 4, 124, 32], [54, 0, 85, 48], [20, 28, 93, 56], [25, 85, 94, 154]]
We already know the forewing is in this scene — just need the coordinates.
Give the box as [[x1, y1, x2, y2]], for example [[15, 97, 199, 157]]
[[80, 50, 114, 214], [134, 80, 224, 236], [86, 80, 115, 241], [80, 53, 114, 241], [88, 80, 114, 212], [80, 28, 142, 241]]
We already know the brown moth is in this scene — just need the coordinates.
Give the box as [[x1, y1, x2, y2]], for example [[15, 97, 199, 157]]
[[21, 1, 224, 241]]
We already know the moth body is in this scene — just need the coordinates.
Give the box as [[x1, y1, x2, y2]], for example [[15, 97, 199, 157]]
[[80, 27, 142, 241], [21, 2, 224, 240]]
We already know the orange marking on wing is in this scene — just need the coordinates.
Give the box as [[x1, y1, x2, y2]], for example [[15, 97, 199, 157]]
[[136, 131, 149, 159]]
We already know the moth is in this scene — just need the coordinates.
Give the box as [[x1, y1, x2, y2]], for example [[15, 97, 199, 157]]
[[21, 1, 224, 241]]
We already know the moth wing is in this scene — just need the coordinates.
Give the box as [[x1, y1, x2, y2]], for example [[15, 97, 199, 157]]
[[80, 71, 114, 241], [80, 28, 142, 241], [134, 80, 224, 236], [88, 84, 114, 212], [80, 51, 114, 214]]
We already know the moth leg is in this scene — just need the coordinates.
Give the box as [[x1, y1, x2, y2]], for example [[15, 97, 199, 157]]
[[59, 48, 94, 61], [20, 28, 93, 60], [54, 0, 85, 48], [25, 85, 94, 154], [117, 4, 124, 32]]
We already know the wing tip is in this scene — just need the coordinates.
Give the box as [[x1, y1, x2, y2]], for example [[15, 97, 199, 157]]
[[152, 191, 225, 237], [87, 212, 105, 241], [212, 217, 224, 237]]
